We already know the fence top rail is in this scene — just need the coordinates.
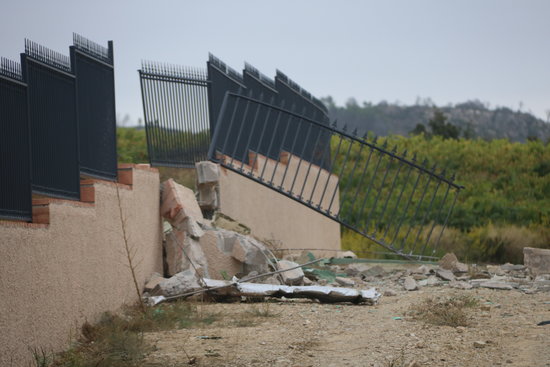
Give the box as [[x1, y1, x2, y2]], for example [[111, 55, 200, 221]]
[[244, 62, 277, 90], [141, 60, 208, 81], [208, 53, 245, 85], [72, 33, 112, 64], [275, 69, 328, 114], [222, 91, 464, 190], [0, 57, 23, 81], [24, 39, 71, 73]]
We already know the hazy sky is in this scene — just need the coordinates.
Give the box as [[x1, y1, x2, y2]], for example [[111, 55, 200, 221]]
[[1, 0, 549, 123]]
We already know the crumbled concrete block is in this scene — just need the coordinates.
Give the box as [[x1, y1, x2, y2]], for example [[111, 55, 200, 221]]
[[195, 161, 220, 184], [523, 247, 550, 276], [144, 273, 166, 293], [338, 251, 358, 259], [403, 276, 418, 291], [198, 230, 242, 279], [436, 269, 455, 281], [164, 230, 209, 277], [335, 276, 355, 287], [161, 179, 204, 231], [438, 252, 468, 273], [197, 184, 218, 210], [277, 260, 304, 285], [152, 269, 202, 297]]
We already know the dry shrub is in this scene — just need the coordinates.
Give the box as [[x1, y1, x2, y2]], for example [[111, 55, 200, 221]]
[[408, 295, 478, 327]]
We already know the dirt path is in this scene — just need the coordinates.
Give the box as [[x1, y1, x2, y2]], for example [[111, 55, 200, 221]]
[[144, 287, 550, 367]]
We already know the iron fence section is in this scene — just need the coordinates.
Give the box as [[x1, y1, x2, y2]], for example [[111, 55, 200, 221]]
[[0, 58, 32, 221], [139, 61, 210, 167], [22, 39, 80, 200], [209, 92, 463, 260], [71, 34, 117, 180]]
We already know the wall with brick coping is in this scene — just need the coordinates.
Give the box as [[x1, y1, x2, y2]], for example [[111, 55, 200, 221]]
[[0, 165, 163, 366]]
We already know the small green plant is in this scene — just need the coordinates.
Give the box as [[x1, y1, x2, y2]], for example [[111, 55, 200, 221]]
[[408, 295, 478, 327], [29, 347, 52, 367]]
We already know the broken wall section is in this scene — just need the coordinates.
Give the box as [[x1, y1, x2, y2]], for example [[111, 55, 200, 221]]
[[195, 156, 342, 257]]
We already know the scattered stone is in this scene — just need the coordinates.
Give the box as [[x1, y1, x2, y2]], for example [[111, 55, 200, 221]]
[[412, 265, 430, 275], [384, 289, 397, 297], [473, 341, 486, 348], [364, 265, 385, 278], [439, 252, 468, 273], [500, 263, 525, 272], [479, 281, 514, 290], [302, 277, 313, 286], [338, 250, 358, 259], [144, 273, 166, 294], [487, 265, 505, 276], [524, 247, 550, 276], [456, 326, 466, 333], [449, 280, 473, 289], [403, 276, 418, 291], [436, 269, 455, 281], [335, 276, 356, 287], [345, 263, 371, 277], [153, 269, 202, 297], [277, 260, 305, 285]]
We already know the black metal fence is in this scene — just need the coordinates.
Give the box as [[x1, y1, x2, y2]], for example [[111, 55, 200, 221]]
[[22, 39, 80, 199], [0, 34, 118, 221], [71, 34, 117, 180], [140, 54, 331, 168], [209, 92, 463, 260], [0, 58, 32, 221], [139, 61, 210, 167]]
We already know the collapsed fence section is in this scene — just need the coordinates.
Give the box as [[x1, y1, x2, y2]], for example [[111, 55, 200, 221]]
[[71, 33, 117, 180], [22, 39, 80, 200], [209, 92, 463, 260], [139, 62, 210, 167], [0, 58, 32, 221]]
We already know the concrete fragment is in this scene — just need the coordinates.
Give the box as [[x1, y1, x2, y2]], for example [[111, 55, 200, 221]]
[[197, 184, 218, 210], [195, 161, 220, 184], [161, 179, 204, 230], [335, 277, 356, 287], [523, 247, 550, 276], [403, 276, 418, 291], [185, 217, 205, 238], [363, 265, 385, 277], [277, 260, 304, 285], [479, 281, 514, 290], [486, 265, 506, 276], [449, 280, 473, 289], [345, 263, 371, 277], [338, 250, 358, 259], [436, 269, 455, 281], [198, 230, 243, 279], [438, 252, 468, 273], [144, 273, 166, 293], [152, 269, 202, 297], [412, 265, 430, 275], [229, 235, 270, 274], [500, 263, 525, 272], [164, 230, 209, 277], [473, 341, 486, 348]]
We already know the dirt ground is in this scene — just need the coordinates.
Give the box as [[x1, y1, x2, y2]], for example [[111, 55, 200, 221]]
[[143, 286, 550, 367]]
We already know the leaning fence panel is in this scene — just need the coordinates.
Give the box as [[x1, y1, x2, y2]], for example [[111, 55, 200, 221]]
[[209, 92, 463, 260], [22, 40, 80, 200], [139, 62, 210, 167], [0, 58, 32, 221], [71, 34, 117, 180]]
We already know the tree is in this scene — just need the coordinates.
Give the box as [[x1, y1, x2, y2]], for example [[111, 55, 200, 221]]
[[428, 108, 460, 139]]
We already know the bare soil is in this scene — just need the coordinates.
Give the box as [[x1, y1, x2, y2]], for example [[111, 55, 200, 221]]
[[144, 286, 550, 367]]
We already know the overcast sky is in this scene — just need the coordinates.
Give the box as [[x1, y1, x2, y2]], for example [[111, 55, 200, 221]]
[[1, 0, 549, 123]]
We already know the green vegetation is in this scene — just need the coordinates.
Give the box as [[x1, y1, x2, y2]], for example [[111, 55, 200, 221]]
[[48, 301, 216, 367], [340, 134, 550, 263], [408, 295, 479, 327]]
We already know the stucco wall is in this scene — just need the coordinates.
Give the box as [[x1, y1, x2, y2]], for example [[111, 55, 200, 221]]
[[218, 152, 341, 255], [0, 165, 162, 366]]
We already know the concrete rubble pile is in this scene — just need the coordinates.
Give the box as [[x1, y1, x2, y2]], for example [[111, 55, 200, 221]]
[[144, 162, 548, 305], [146, 164, 381, 305]]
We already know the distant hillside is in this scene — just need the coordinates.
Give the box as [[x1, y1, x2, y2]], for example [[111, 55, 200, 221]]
[[322, 97, 550, 142]]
